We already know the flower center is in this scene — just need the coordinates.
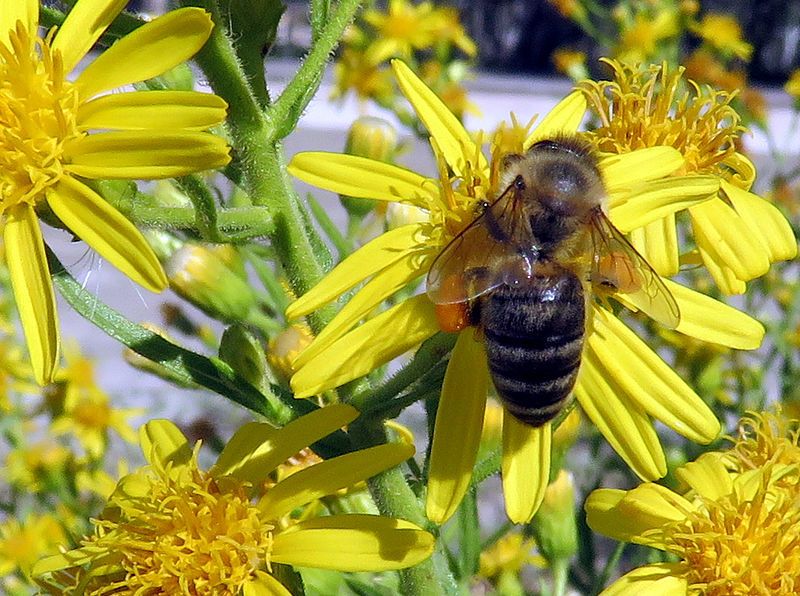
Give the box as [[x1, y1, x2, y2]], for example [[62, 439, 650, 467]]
[[0, 23, 80, 214], [84, 459, 275, 595], [664, 477, 800, 595], [579, 60, 745, 183]]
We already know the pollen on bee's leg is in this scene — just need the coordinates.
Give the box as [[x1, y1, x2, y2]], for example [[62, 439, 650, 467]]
[[435, 302, 471, 333], [597, 253, 641, 294]]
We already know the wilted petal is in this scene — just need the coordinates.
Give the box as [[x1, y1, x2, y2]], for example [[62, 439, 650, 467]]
[[502, 415, 551, 523], [271, 515, 434, 571], [427, 330, 488, 523]]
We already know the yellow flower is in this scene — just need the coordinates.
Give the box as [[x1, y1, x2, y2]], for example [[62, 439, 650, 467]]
[[332, 47, 395, 104], [34, 405, 433, 594], [287, 60, 764, 524], [785, 69, 800, 98], [0, 513, 67, 579], [586, 448, 799, 593], [692, 13, 753, 60], [0, 0, 231, 384], [552, 48, 588, 80], [47, 342, 141, 458], [726, 410, 800, 483], [362, 0, 441, 63], [616, 10, 679, 63], [4, 440, 71, 492], [580, 59, 796, 293]]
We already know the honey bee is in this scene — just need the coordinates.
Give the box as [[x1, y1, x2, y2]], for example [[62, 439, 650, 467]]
[[427, 136, 679, 426]]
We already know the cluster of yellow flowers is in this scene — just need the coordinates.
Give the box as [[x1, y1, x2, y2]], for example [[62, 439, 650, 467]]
[[1, 0, 799, 594]]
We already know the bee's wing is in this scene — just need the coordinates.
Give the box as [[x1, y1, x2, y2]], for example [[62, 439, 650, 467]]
[[589, 210, 680, 329], [426, 184, 536, 305]]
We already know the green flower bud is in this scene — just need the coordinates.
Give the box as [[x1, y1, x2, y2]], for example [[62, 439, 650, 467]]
[[531, 470, 578, 564], [165, 243, 256, 323], [341, 117, 399, 218]]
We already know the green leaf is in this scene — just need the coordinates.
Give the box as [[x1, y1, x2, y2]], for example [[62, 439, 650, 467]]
[[47, 247, 273, 417]]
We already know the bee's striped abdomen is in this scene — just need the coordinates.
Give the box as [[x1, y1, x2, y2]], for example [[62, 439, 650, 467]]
[[481, 267, 585, 426]]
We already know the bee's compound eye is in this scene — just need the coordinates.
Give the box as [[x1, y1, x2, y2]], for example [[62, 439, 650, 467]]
[[514, 175, 525, 190]]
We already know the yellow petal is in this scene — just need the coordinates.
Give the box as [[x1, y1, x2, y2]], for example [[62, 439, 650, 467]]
[[46, 177, 168, 292], [690, 197, 770, 283], [286, 224, 428, 320], [272, 515, 433, 571], [576, 349, 666, 481], [139, 419, 192, 468], [77, 90, 228, 131], [243, 571, 292, 596], [629, 215, 679, 277], [288, 152, 435, 208], [291, 295, 439, 398], [588, 307, 720, 445], [211, 422, 278, 478], [0, 0, 37, 47], [523, 91, 586, 149], [502, 415, 551, 524], [64, 131, 230, 179], [674, 453, 733, 500], [4, 204, 60, 385], [75, 8, 214, 99], [426, 330, 488, 523], [51, 0, 126, 73], [260, 442, 414, 519], [609, 175, 718, 232], [215, 404, 358, 484], [600, 563, 688, 596], [599, 147, 683, 192], [722, 181, 798, 263], [721, 152, 756, 190], [294, 250, 432, 368], [665, 279, 764, 349], [699, 247, 746, 294], [392, 59, 486, 177], [585, 485, 690, 544]]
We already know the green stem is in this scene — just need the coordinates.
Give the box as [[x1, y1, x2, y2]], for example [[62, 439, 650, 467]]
[[552, 558, 569, 596], [179, 0, 341, 320], [130, 206, 273, 238], [349, 422, 457, 596], [266, 0, 363, 141]]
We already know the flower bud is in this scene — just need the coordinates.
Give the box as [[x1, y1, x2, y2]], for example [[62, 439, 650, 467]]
[[267, 324, 314, 381], [531, 470, 578, 564], [165, 243, 256, 323], [341, 117, 399, 218], [219, 325, 268, 391]]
